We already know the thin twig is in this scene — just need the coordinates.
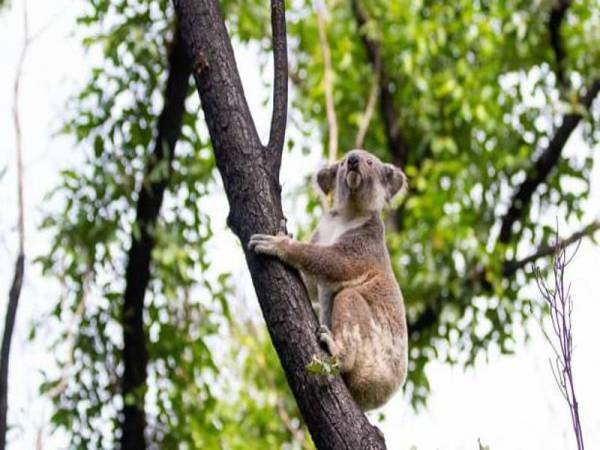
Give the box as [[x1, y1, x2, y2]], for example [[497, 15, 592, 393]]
[[534, 223, 585, 450], [13, 6, 28, 256], [315, 0, 338, 163], [354, 61, 380, 149]]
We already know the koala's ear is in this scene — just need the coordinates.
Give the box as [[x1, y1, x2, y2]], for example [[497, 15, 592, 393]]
[[316, 163, 339, 195], [382, 163, 407, 201]]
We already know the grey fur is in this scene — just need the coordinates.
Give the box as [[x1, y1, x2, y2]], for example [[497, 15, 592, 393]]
[[249, 149, 408, 411]]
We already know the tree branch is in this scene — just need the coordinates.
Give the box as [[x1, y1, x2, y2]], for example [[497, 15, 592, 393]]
[[503, 220, 600, 276], [351, 0, 408, 166], [355, 60, 380, 149], [267, 0, 288, 161], [410, 219, 600, 339], [120, 31, 191, 450], [173, 0, 386, 448], [498, 79, 600, 244], [316, 0, 338, 163], [548, 0, 571, 89]]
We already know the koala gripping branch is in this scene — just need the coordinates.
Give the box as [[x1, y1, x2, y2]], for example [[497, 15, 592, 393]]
[[173, 0, 386, 448]]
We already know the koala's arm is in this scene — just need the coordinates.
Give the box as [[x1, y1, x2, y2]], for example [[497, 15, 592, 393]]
[[248, 235, 367, 283]]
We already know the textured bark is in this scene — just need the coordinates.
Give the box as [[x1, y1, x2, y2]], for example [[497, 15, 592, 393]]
[[173, 0, 386, 448], [120, 33, 191, 450]]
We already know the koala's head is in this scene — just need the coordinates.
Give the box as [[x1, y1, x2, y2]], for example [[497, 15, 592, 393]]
[[316, 149, 407, 214]]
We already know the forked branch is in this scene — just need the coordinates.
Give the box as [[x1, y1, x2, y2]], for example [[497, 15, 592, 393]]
[[173, 0, 387, 447]]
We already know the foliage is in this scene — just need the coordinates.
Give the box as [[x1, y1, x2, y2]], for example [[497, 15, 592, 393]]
[[35, 0, 600, 446], [305, 355, 341, 376], [287, 0, 600, 407]]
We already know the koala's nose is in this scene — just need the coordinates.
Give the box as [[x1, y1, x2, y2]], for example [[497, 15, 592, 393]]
[[347, 154, 359, 169]]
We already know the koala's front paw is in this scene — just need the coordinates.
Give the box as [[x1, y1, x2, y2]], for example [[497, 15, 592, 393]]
[[248, 233, 288, 257]]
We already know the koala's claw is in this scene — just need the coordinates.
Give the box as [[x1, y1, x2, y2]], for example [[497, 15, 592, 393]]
[[279, 218, 293, 238], [318, 325, 336, 355]]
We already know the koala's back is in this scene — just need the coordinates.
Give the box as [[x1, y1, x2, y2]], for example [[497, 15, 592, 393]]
[[343, 273, 407, 410], [313, 213, 408, 410]]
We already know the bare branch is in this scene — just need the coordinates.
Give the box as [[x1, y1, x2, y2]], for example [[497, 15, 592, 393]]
[[354, 61, 380, 149], [315, 0, 338, 163], [13, 5, 28, 256], [267, 0, 288, 159], [498, 79, 600, 244], [534, 226, 585, 449]]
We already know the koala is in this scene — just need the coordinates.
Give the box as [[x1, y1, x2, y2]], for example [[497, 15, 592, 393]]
[[248, 149, 408, 411]]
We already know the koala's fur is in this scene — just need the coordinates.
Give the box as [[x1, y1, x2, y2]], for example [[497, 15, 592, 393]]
[[249, 149, 408, 411]]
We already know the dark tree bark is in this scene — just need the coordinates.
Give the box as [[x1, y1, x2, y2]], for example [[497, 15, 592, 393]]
[[549, 0, 572, 89], [120, 33, 191, 450], [173, 0, 386, 448], [0, 255, 24, 450]]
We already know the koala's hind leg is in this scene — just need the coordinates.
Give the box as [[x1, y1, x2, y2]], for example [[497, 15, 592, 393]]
[[319, 288, 370, 373]]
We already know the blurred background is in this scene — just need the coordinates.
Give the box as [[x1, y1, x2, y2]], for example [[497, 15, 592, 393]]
[[0, 0, 599, 448]]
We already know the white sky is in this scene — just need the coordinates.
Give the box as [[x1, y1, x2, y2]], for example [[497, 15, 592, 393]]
[[1, 1, 599, 449]]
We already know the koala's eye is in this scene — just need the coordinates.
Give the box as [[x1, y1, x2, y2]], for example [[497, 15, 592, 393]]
[[367, 159, 373, 166]]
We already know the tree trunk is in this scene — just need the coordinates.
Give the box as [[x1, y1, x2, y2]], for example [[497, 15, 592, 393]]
[[173, 1, 386, 448], [120, 32, 191, 450]]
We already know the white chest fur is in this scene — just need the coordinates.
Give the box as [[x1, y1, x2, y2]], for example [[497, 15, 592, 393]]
[[312, 212, 371, 326], [313, 213, 370, 246]]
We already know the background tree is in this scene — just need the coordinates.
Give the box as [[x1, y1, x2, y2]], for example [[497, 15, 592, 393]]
[[0, 3, 29, 448], [29, 0, 600, 448]]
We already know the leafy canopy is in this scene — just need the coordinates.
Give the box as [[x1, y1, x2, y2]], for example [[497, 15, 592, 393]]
[[35, 0, 599, 447]]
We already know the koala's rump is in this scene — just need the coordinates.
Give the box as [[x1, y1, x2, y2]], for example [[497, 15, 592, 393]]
[[333, 277, 407, 410]]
